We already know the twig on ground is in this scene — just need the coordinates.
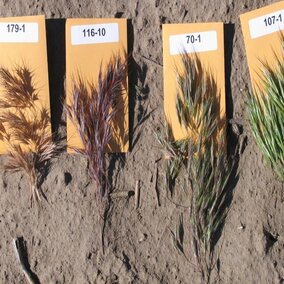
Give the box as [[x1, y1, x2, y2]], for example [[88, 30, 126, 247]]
[[154, 161, 160, 207], [135, 180, 140, 209], [110, 190, 134, 199], [140, 55, 163, 68], [13, 237, 38, 284]]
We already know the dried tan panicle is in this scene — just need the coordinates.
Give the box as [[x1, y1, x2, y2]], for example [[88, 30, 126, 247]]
[[0, 65, 38, 109], [0, 107, 50, 149], [0, 64, 61, 205]]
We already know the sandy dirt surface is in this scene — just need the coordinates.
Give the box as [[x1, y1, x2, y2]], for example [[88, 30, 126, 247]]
[[0, 0, 283, 283]]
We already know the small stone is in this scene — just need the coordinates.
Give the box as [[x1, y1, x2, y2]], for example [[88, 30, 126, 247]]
[[138, 232, 147, 243], [238, 223, 245, 230]]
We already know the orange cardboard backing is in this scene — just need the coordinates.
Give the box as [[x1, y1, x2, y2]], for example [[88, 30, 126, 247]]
[[66, 18, 128, 153], [0, 15, 50, 154], [240, 1, 284, 90], [162, 23, 225, 141]]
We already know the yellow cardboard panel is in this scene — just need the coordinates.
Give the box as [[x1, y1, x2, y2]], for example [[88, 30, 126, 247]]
[[240, 1, 284, 90], [0, 15, 50, 154], [66, 18, 128, 153], [162, 23, 225, 141]]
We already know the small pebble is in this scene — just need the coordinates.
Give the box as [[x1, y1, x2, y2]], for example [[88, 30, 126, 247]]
[[138, 232, 147, 243]]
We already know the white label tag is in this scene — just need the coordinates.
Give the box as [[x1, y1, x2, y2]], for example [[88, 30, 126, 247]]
[[169, 31, 218, 55], [249, 9, 284, 39], [71, 23, 119, 45], [0, 22, 39, 43]]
